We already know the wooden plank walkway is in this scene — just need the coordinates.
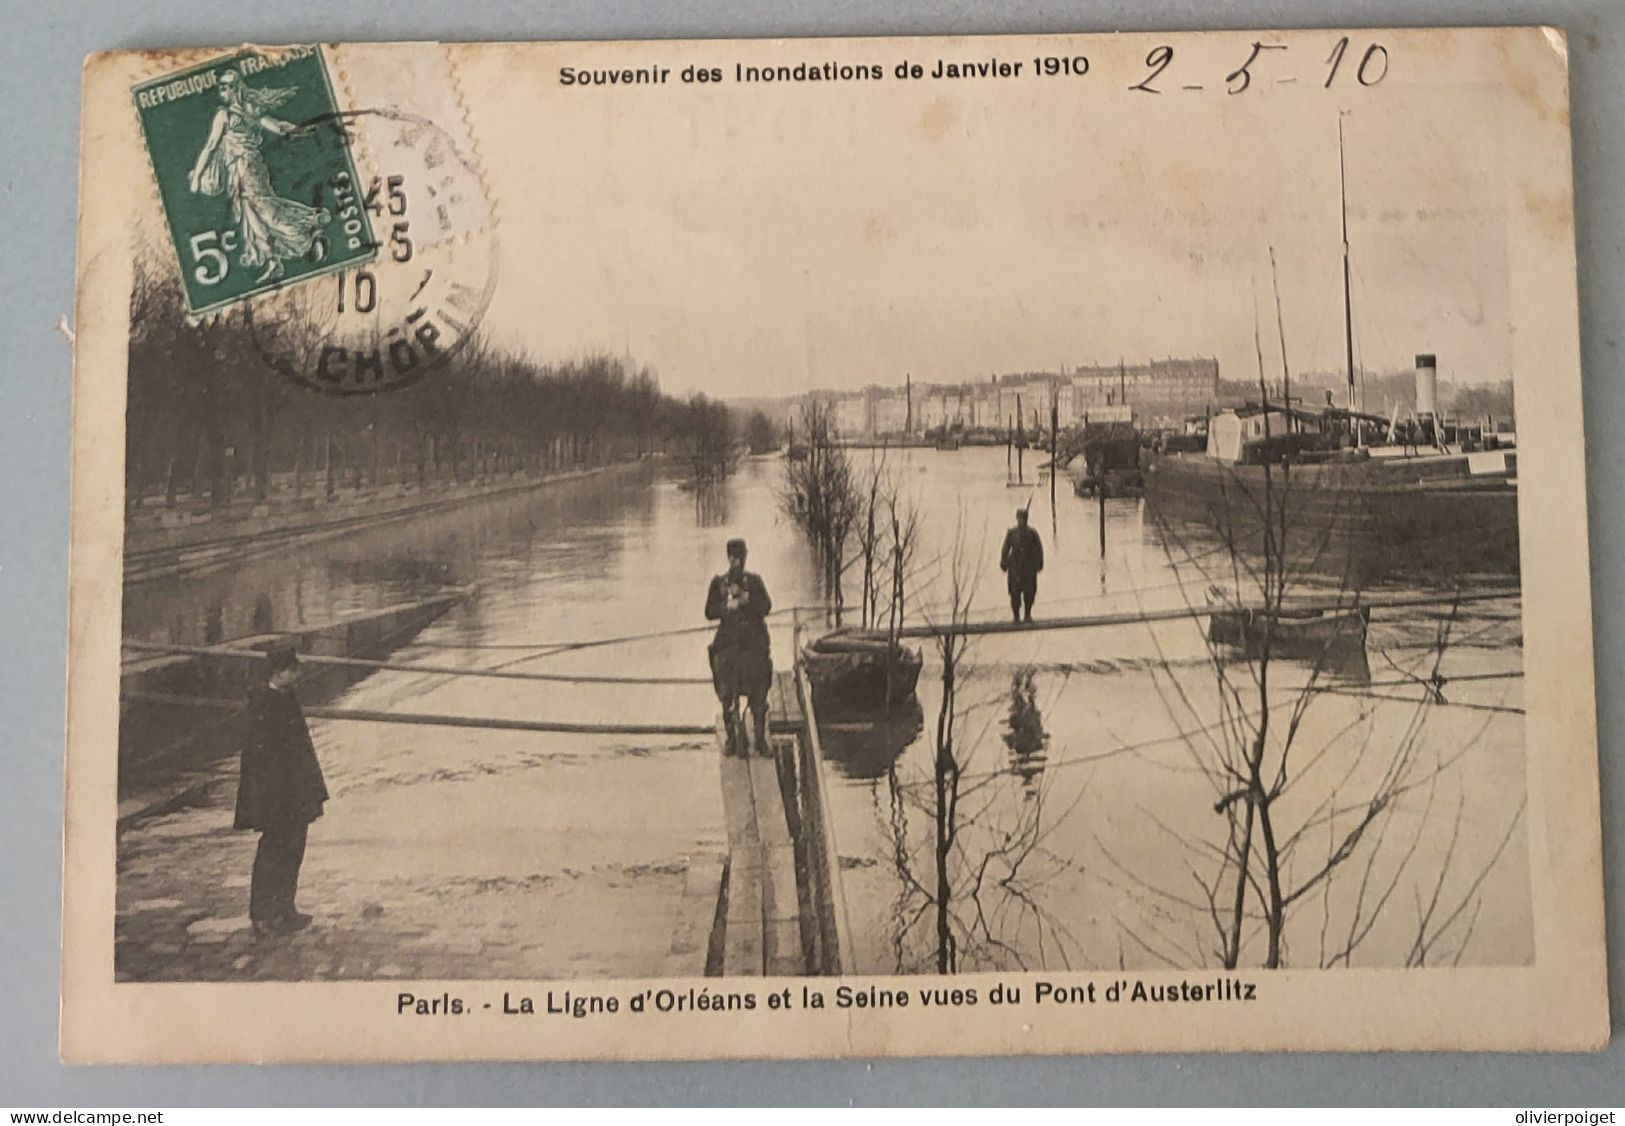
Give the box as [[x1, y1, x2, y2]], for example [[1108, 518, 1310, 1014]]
[[716, 671, 807, 976], [846, 585, 1521, 641], [660, 851, 727, 978]]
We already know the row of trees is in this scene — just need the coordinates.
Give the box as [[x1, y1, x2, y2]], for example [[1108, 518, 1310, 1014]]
[[125, 258, 760, 510]]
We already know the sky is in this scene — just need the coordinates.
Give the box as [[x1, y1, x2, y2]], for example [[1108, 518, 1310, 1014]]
[[451, 34, 1520, 397]]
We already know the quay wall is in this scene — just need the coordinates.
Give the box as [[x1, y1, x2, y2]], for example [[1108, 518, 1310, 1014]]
[[124, 459, 648, 584]]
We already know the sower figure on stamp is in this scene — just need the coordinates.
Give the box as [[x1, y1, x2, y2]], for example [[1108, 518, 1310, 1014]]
[[1000, 506, 1045, 624], [705, 537, 774, 757], [187, 69, 330, 284], [234, 639, 329, 937]]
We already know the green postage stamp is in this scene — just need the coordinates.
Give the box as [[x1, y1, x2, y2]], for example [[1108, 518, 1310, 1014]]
[[132, 47, 376, 314]]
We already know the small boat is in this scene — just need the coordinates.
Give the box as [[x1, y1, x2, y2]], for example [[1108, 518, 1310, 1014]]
[[802, 632, 924, 708], [1072, 468, 1145, 499], [1206, 599, 1371, 666]]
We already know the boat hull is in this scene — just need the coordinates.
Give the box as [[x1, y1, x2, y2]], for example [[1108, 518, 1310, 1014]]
[[1208, 605, 1371, 673], [1144, 452, 1519, 584], [802, 637, 924, 709]]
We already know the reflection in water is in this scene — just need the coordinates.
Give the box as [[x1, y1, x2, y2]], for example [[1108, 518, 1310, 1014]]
[[818, 700, 924, 780], [872, 715, 1076, 974], [122, 462, 667, 646], [861, 579, 1083, 975], [322, 556, 462, 590], [884, 766, 912, 975], [1001, 670, 1050, 795], [692, 481, 730, 528], [251, 592, 274, 634]]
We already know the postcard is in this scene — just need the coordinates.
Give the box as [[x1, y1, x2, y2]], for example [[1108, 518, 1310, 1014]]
[[63, 27, 1605, 1061]]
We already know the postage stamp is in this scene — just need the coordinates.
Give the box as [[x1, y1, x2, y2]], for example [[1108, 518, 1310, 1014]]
[[132, 46, 377, 315]]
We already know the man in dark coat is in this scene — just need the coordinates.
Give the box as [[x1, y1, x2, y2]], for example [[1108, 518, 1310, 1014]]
[[234, 639, 329, 936], [1000, 507, 1045, 623], [704, 537, 774, 756]]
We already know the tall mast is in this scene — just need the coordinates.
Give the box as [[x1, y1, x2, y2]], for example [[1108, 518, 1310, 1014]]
[[1338, 112, 1359, 443], [1269, 246, 1293, 435]]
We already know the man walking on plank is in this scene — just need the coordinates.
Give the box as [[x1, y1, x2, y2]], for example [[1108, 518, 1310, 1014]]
[[1000, 506, 1045, 623], [705, 537, 774, 757], [234, 638, 329, 937]]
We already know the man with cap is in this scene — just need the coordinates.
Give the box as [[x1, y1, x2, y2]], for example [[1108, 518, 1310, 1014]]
[[1000, 506, 1045, 623], [704, 537, 774, 756], [234, 638, 329, 936]]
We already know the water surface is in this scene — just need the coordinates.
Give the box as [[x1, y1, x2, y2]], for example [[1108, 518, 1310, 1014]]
[[125, 449, 1530, 974]]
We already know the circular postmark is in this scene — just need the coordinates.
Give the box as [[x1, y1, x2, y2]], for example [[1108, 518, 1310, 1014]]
[[245, 107, 498, 395]]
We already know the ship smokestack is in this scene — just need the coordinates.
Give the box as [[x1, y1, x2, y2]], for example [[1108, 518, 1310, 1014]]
[[1414, 353, 1439, 420]]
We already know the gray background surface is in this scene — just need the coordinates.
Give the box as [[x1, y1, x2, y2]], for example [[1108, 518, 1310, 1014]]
[[2, 0, 1619, 1106]]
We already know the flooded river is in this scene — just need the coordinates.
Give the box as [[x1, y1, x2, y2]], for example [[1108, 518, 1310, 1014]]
[[123, 448, 1531, 976]]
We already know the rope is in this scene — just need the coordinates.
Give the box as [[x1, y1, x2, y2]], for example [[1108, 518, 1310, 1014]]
[[1310, 669, 1523, 693], [1311, 685, 1524, 715], [121, 640, 713, 686], [121, 691, 786, 737], [309, 603, 820, 656]]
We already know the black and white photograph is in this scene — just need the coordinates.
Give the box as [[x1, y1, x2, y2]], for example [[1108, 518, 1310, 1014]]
[[62, 28, 1604, 1060]]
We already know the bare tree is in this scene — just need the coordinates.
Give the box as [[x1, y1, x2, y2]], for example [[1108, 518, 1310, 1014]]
[[780, 400, 859, 621], [1119, 289, 1526, 970], [742, 409, 780, 455], [851, 448, 891, 630], [875, 515, 1078, 973], [883, 483, 921, 706], [684, 392, 737, 485]]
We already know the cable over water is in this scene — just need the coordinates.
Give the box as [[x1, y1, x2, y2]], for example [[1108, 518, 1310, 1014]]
[[121, 639, 715, 685]]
